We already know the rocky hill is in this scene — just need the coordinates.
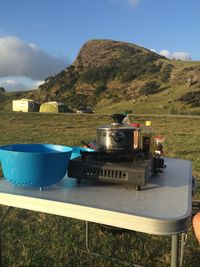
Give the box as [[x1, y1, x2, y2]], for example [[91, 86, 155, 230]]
[[30, 39, 165, 106], [1, 39, 200, 114]]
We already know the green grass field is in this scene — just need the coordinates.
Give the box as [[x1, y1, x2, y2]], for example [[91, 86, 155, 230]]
[[0, 111, 200, 266]]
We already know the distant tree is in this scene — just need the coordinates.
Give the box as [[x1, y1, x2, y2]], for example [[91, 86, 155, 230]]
[[0, 87, 5, 93]]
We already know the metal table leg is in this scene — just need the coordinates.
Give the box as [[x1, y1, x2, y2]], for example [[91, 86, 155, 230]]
[[85, 220, 99, 257], [180, 232, 187, 267], [171, 232, 188, 267], [85, 221, 144, 267], [87, 222, 189, 267], [171, 234, 179, 267]]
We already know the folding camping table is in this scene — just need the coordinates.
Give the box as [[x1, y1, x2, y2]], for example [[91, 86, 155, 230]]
[[0, 158, 192, 267]]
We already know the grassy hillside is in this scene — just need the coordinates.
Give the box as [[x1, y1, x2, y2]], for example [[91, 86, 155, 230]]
[[0, 111, 200, 266], [1, 39, 200, 115]]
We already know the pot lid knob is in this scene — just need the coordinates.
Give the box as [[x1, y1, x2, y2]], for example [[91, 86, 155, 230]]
[[111, 113, 126, 124]]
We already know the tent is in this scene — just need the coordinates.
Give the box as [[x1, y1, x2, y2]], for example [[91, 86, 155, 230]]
[[12, 99, 40, 112], [39, 101, 73, 113]]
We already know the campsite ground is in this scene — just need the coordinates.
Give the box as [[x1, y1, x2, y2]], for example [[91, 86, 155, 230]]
[[0, 111, 200, 266]]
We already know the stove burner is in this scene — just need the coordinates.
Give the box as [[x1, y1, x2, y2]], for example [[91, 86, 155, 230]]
[[80, 149, 145, 162]]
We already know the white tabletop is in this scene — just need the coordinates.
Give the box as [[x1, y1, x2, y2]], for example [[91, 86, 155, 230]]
[[0, 158, 192, 235]]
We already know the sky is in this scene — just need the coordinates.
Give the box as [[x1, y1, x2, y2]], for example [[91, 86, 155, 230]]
[[0, 0, 200, 91]]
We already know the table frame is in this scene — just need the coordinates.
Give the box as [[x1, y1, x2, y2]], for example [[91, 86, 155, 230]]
[[0, 209, 188, 267], [85, 221, 188, 267], [0, 158, 192, 267]]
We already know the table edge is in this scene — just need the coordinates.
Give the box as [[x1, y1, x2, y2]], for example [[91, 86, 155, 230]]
[[0, 192, 191, 235]]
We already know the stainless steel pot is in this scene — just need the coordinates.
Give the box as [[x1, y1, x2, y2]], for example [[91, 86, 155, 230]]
[[96, 114, 135, 152]]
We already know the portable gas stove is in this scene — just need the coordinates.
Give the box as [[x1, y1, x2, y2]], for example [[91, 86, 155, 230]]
[[68, 149, 165, 190], [68, 114, 165, 190]]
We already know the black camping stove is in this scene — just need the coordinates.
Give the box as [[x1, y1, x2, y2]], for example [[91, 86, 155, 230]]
[[68, 150, 165, 191]]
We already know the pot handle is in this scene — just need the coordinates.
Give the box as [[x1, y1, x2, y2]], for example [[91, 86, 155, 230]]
[[111, 114, 126, 124], [111, 131, 125, 143]]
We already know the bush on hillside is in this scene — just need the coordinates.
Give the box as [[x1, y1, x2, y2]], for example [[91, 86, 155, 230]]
[[59, 83, 67, 92], [94, 85, 107, 97], [161, 64, 173, 83], [140, 81, 161, 95], [120, 70, 137, 82], [79, 65, 117, 84], [179, 91, 200, 107], [145, 62, 163, 73]]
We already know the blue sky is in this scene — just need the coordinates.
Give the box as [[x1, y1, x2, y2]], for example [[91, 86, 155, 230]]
[[0, 0, 200, 91]]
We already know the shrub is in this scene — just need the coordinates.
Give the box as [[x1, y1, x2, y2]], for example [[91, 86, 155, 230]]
[[140, 81, 160, 95], [161, 64, 173, 83], [120, 70, 137, 82], [79, 65, 117, 84], [94, 85, 107, 97], [179, 91, 200, 107]]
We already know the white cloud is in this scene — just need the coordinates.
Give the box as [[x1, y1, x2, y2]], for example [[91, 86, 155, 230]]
[[34, 80, 44, 88], [128, 0, 141, 7], [0, 76, 44, 92], [0, 36, 68, 80], [111, 0, 141, 8], [171, 51, 191, 61], [159, 50, 171, 58], [158, 49, 191, 61]]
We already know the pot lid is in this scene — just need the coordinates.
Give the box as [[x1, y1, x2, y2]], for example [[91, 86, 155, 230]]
[[96, 113, 135, 130], [97, 125, 135, 130]]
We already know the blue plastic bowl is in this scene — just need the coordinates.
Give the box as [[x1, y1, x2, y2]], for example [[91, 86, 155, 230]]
[[70, 147, 94, 159], [0, 144, 72, 187]]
